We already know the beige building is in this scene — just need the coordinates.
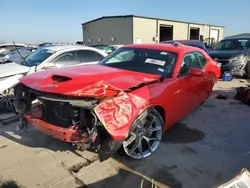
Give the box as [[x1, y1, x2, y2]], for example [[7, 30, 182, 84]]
[[82, 15, 224, 46]]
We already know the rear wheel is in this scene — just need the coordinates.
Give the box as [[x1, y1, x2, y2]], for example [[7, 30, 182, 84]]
[[123, 108, 164, 159]]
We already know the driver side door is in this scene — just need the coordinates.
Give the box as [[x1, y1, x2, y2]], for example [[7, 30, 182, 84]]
[[176, 52, 207, 116]]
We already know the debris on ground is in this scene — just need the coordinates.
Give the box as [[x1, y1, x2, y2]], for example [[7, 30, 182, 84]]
[[217, 168, 250, 188], [234, 87, 250, 105], [217, 94, 228, 100]]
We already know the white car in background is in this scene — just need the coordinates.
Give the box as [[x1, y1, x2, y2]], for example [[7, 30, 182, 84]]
[[0, 44, 27, 53], [0, 45, 108, 110]]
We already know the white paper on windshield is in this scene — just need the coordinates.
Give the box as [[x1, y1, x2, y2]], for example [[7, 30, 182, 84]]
[[145, 58, 166, 66]]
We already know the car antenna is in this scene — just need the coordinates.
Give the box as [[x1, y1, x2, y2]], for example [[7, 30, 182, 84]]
[[12, 41, 28, 66]]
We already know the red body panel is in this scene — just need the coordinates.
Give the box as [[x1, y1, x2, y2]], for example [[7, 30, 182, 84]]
[[20, 44, 220, 141]]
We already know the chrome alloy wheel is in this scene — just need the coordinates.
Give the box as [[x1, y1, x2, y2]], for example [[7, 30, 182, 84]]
[[123, 111, 163, 159], [0, 88, 15, 111]]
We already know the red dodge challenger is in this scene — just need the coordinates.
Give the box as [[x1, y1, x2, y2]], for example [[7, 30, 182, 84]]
[[14, 43, 220, 161]]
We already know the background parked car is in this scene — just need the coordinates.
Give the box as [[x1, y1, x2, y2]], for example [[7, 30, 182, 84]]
[[208, 36, 250, 78], [103, 45, 124, 54], [161, 40, 208, 52], [0, 45, 108, 111], [0, 44, 27, 53], [0, 47, 25, 63], [0, 46, 38, 63], [90, 44, 108, 50]]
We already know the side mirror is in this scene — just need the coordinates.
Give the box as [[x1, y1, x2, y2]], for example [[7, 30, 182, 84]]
[[43, 62, 55, 69], [189, 68, 203, 77]]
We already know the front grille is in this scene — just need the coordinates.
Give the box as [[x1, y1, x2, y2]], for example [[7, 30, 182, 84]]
[[41, 100, 73, 128]]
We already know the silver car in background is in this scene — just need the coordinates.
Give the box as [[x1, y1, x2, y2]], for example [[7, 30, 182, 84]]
[[0, 45, 108, 111]]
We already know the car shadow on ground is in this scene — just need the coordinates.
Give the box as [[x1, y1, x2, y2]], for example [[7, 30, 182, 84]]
[[0, 180, 23, 188]]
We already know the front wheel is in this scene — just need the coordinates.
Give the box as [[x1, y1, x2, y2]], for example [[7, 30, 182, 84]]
[[0, 88, 15, 112], [123, 108, 164, 159]]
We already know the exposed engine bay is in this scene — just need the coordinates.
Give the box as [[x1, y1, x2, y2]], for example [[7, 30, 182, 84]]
[[14, 84, 123, 162]]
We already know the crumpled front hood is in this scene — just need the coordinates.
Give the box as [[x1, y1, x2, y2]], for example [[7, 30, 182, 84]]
[[0, 62, 30, 78], [20, 64, 161, 98]]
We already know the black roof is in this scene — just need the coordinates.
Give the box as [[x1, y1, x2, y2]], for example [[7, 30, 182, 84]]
[[225, 33, 250, 38], [82, 15, 225, 28]]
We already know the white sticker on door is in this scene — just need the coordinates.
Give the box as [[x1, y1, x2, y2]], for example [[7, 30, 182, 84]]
[[145, 58, 166, 66]]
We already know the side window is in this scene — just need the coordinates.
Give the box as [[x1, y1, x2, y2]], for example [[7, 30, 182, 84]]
[[51, 51, 77, 67], [179, 52, 203, 76], [196, 52, 207, 68], [77, 50, 103, 63]]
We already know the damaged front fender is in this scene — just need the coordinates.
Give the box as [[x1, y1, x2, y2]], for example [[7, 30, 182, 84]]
[[94, 92, 148, 140]]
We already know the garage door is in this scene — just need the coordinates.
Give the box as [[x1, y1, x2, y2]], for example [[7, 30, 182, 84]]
[[211, 29, 219, 42]]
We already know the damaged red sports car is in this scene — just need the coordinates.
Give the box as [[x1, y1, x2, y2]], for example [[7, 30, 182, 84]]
[[14, 43, 220, 161]]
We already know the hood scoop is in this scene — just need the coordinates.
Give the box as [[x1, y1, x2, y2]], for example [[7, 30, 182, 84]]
[[51, 75, 72, 83]]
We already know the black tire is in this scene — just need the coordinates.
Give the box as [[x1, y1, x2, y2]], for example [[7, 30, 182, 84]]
[[245, 62, 250, 79]]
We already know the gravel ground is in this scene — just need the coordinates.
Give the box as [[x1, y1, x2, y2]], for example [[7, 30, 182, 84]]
[[0, 79, 249, 188]]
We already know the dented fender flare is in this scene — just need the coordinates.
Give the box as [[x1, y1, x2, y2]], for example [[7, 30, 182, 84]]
[[94, 92, 149, 140]]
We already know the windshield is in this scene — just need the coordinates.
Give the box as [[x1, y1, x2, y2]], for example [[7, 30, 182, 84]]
[[19, 48, 55, 67], [99, 47, 178, 77], [213, 38, 250, 50]]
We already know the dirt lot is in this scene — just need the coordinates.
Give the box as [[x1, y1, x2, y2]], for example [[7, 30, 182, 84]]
[[0, 79, 250, 188]]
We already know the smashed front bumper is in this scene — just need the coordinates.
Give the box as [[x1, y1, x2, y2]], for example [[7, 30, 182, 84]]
[[25, 114, 89, 143], [14, 82, 149, 161]]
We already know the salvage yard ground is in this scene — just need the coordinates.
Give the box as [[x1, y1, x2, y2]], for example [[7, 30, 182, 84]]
[[0, 79, 250, 188]]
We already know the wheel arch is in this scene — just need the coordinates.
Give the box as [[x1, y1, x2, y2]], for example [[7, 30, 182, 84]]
[[153, 105, 166, 123]]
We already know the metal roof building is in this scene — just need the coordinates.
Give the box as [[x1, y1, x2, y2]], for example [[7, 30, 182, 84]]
[[82, 15, 225, 46]]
